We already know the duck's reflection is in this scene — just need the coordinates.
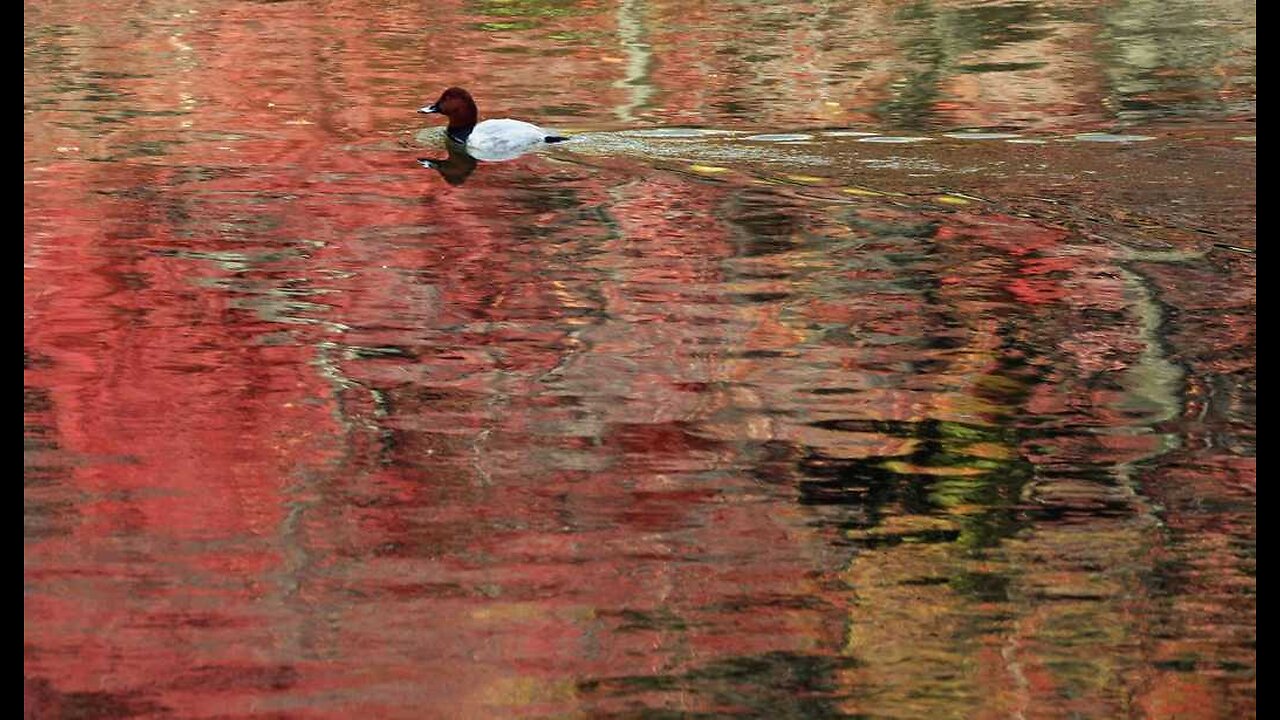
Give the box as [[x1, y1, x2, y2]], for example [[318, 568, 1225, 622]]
[[418, 145, 478, 186]]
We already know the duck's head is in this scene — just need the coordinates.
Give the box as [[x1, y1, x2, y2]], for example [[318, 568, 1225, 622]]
[[419, 87, 478, 129]]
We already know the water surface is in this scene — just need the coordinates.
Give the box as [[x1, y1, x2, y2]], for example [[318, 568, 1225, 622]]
[[25, 1, 1255, 717]]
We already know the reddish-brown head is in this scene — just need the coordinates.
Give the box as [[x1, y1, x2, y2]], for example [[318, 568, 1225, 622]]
[[418, 87, 479, 131]]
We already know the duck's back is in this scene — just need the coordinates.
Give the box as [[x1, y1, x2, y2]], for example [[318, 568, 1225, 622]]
[[468, 119, 553, 156]]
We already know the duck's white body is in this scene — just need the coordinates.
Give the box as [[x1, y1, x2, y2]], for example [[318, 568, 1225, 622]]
[[462, 119, 562, 161]]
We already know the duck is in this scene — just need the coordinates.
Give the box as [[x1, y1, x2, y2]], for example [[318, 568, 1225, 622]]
[[418, 87, 567, 161]]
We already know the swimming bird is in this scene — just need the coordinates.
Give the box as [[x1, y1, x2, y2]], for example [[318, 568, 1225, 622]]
[[418, 87, 567, 161]]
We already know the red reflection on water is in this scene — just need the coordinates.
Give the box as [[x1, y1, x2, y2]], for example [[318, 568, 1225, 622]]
[[26, 1, 1253, 717]]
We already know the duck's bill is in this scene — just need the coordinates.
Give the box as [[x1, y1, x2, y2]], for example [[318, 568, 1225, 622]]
[[418, 104, 439, 114]]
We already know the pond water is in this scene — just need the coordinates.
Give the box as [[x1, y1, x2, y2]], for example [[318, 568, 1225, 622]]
[[25, 1, 1255, 717]]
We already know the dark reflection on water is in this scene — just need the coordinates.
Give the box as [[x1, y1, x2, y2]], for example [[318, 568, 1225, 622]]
[[419, 146, 480, 185], [26, 0, 1253, 718]]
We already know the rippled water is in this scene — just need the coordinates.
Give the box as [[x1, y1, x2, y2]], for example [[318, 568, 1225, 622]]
[[25, 1, 1254, 718]]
